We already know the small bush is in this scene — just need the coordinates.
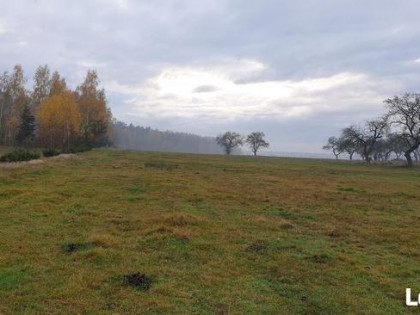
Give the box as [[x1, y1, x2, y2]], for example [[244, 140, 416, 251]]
[[0, 150, 40, 163], [43, 149, 61, 157]]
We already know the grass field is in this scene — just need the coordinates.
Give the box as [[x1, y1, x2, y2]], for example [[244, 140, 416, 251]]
[[1, 150, 420, 314]]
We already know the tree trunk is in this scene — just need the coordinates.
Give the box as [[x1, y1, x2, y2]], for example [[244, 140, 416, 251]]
[[0, 102, 3, 136], [67, 120, 70, 151], [405, 151, 413, 167]]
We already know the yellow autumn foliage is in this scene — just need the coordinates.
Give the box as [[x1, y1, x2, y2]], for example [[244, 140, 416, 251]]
[[37, 91, 81, 148]]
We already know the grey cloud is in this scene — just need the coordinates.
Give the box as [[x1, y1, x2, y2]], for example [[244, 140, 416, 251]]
[[192, 85, 220, 93], [1, 0, 419, 152]]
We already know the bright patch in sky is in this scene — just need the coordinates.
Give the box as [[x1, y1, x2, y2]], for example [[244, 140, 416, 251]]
[[107, 59, 395, 124], [0, 20, 7, 35]]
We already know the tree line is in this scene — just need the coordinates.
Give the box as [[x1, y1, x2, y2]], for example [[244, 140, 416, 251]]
[[111, 121, 224, 154], [0, 64, 112, 151], [323, 93, 420, 166]]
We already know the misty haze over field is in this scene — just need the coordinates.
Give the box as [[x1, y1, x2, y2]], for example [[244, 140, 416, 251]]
[[1, 1, 420, 153]]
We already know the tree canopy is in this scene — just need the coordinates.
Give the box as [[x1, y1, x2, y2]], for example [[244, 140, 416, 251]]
[[0, 64, 112, 150], [246, 132, 269, 156], [216, 131, 244, 155]]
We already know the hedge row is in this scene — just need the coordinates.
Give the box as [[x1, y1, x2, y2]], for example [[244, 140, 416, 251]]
[[0, 146, 90, 163]]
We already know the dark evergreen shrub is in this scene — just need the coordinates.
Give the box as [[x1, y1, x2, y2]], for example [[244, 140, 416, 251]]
[[43, 149, 61, 157], [0, 150, 41, 162]]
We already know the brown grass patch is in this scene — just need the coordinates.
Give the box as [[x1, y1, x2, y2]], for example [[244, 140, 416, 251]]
[[327, 227, 348, 238], [279, 219, 296, 229], [87, 234, 120, 248], [246, 240, 269, 254], [155, 213, 203, 227]]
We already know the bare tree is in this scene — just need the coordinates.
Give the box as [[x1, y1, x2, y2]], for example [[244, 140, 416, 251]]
[[246, 132, 269, 156], [385, 93, 420, 166], [384, 133, 406, 160], [216, 131, 243, 155], [323, 136, 344, 159], [338, 136, 359, 160], [372, 138, 388, 161], [342, 119, 388, 163]]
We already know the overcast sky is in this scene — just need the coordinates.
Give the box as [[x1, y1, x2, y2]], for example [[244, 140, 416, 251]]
[[1, 0, 420, 153]]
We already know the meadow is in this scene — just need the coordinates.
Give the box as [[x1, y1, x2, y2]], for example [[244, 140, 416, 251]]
[[1, 149, 420, 314]]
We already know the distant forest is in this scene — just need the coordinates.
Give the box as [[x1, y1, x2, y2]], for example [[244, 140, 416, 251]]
[[111, 121, 223, 154]]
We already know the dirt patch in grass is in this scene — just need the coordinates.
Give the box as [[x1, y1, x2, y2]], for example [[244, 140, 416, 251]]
[[307, 253, 333, 264], [123, 273, 153, 291], [62, 242, 95, 253], [327, 228, 348, 238], [246, 240, 268, 254]]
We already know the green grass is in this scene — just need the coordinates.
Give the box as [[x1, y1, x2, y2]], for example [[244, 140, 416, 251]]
[[0, 149, 420, 313]]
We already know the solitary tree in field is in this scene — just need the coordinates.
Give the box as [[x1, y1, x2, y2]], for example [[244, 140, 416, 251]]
[[322, 136, 343, 159], [246, 132, 269, 156], [385, 93, 420, 167], [216, 131, 243, 155]]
